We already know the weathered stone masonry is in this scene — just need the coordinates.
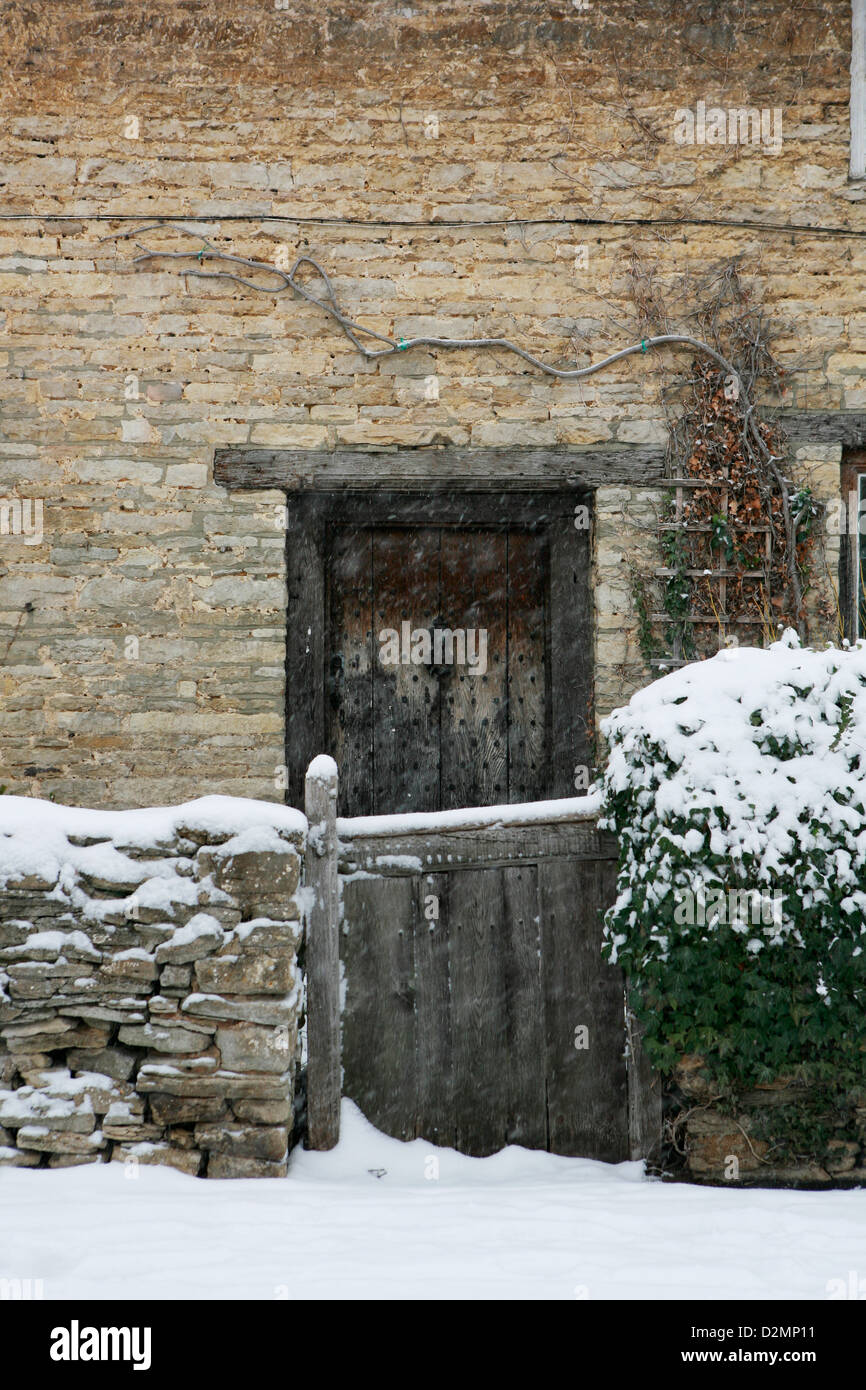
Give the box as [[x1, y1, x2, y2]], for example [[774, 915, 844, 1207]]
[[0, 0, 862, 807], [671, 1054, 866, 1187], [0, 798, 305, 1177]]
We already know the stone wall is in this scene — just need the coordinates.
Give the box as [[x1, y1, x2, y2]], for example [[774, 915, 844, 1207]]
[[593, 484, 665, 730], [0, 796, 305, 1177], [669, 1055, 866, 1187], [795, 444, 846, 640], [0, 0, 863, 805]]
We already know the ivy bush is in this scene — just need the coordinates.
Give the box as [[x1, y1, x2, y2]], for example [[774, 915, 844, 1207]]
[[599, 633, 866, 1093]]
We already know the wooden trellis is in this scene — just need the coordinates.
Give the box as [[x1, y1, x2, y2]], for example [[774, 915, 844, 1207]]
[[650, 469, 773, 669]]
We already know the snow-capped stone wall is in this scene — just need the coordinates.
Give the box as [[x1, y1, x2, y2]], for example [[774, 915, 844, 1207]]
[[0, 795, 306, 1178]]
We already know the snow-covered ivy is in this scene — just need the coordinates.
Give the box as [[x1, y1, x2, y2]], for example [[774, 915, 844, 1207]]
[[599, 632, 866, 1086]]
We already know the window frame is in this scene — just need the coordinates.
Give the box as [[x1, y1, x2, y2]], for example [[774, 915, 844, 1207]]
[[840, 452, 866, 638]]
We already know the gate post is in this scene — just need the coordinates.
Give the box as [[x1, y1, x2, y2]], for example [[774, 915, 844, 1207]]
[[304, 755, 341, 1150]]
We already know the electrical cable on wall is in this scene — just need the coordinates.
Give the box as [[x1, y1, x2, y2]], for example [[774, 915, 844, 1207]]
[[2, 210, 865, 238], [107, 222, 778, 474], [107, 221, 812, 629]]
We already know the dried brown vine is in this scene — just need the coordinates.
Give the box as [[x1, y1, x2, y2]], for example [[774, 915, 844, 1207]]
[[633, 258, 816, 664]]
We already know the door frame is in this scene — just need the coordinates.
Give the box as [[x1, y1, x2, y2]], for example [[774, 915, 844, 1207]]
[[283, 487, 593, 810]]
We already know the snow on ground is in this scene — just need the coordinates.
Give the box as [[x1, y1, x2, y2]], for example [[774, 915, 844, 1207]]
[[1, 1102, 863, 1301]]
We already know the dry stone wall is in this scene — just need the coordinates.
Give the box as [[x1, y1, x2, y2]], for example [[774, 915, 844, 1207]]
[[0, 796, 305, 1177], [670, 1055, 866, 1188]]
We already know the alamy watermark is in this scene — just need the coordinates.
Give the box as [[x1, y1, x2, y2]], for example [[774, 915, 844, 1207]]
[[0, 497, 43, 545], [674, 887, 785, 930], [826, 491, 866, 536], [674, 100, 783, 154], [379, 621, 488, 676], [826, 1270, 866, 1299], [0, 1277, 44, 1299], [49, 1321, 151, 1371]]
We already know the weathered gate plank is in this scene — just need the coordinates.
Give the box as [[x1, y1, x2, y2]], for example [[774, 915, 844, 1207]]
[[338, 821, 617, 874], [539, 858, 629, 1160], [449, 869, 510, 1156], [626, 938, 664, 1162], [412, 873, 454, 1148], [502, 864, 547, 1148], [341, 875, 417, 1141]]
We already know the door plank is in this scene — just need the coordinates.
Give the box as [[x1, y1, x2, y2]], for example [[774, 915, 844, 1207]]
[[372, 529, 441, 814], [506, 531, 548, 803], [440, 531, 508, 809]]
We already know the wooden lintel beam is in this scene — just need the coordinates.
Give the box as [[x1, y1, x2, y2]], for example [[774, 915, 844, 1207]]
[[213, 445, 667, 492]]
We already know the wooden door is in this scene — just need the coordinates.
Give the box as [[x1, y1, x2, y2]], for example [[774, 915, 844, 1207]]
[[328, 525, 547, 815], [285, 490, 592, 814]]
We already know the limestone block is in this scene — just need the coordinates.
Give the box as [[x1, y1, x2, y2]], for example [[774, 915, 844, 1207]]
[[206, 1153, 288, 1179], [194, 1121, 288, 1161], [47, 1152, 104, 1168], [16, 1125, 105, 1154], [111, 1142, 201, 1176], [196, 952, 295, 996], [66, 1045, 138, 1081], [148, 1092, 228, 1125], [685, 1110, 769, 1177], [231, 1097, 291, 1125], [137, 1064, 291, 1101], [154, 913, 223, 966], [215, 1022, 296, 1074], [181, 992, 295, 1026], [117, 1022, 209, 1054], [198, 846, 300, 920], [158, 964, 193, 992]]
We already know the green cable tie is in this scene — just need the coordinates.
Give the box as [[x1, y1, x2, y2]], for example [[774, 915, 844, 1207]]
[[197, 247, 205, 261], [641, 339, 647, 352], [397, 337, 408, 351]]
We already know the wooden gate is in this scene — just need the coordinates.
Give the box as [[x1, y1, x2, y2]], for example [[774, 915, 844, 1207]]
[[304, 762, 660, 1161]]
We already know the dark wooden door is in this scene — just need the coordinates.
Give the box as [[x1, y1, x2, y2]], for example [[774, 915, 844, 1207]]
[[328, 525, 547, 815], [284, 490, 591, 814]]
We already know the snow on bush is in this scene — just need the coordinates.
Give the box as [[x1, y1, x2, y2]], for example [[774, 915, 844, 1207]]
[[599, 633, 866, 1084]]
